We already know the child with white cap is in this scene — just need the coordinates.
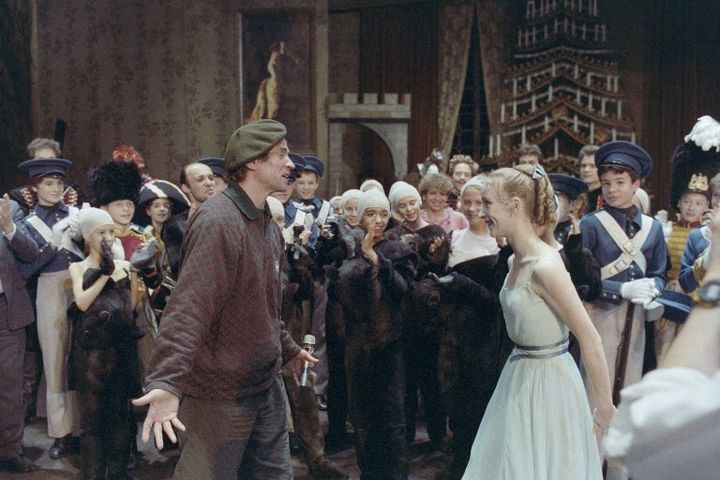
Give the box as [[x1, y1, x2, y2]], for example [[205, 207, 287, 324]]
[[387, 182, 428, 235], [447, 176, 499, 268], [339, 189, 363, 228], [70, 208, 131, 292], [68, 207, 140, 480], [334, 189, 417, 479], [268, 195, 348, 479], [388, 181, 451, 448]]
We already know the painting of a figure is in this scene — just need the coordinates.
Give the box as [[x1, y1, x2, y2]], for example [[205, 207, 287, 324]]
[[241, 12, 313, 151]]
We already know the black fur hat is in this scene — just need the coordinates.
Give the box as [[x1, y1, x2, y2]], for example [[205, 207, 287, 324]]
[[89, 160, 142, 207], [670, 142, 720, 208]]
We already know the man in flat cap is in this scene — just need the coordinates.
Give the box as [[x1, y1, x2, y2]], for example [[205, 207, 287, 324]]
[[579, 141, 667, 480], [134, 119, 316, 480]]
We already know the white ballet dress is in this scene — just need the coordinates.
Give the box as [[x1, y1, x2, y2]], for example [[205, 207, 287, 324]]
[[462, 270, 602, 479]]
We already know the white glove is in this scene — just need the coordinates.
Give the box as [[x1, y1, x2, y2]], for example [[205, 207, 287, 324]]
[[620, 278, 660, 305], [644, 300, 665, 322], [702, 244, 712, 270], [631, 296, 655, 307], [701, 224, 712, 241], [632, 294, 658, 307], [111, 239, 126, 260], [51, 214, 82, 246], [684, 115, 720, 152], [66, 214, 81, 242], [654, 210, 673, 240], [50, 225, 65, 249], [282, 226, 295, 245], [654, 209, 668, 223]]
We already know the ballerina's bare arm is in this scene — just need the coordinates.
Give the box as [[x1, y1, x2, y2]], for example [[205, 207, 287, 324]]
[[531, 254, 615, 427]]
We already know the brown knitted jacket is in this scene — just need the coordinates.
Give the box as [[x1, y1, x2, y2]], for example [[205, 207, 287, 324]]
[[144, 184, 301, 400]]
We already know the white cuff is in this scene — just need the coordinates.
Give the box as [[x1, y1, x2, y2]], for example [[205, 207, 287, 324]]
[[3, 222, 16, 241]]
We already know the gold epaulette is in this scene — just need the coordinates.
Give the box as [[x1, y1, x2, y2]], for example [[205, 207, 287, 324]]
[[116, 225, 152, 242], [666, 225, 692, 281]]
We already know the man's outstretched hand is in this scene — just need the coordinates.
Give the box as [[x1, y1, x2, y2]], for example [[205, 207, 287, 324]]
[[132, 389, 185, 449]]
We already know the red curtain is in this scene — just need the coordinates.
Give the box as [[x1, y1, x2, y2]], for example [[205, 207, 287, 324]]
[[358, 2, 439, 181]]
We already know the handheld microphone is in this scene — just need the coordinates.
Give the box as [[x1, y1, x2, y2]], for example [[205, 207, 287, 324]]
[[299, 334, 316, 387]]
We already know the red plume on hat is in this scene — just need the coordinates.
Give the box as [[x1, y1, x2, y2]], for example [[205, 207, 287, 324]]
[[113, 145, 144, 168], [112, 144, 154, 183]]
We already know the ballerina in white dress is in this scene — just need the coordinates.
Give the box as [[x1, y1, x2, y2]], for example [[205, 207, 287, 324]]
[[462, 165, 615, 480]]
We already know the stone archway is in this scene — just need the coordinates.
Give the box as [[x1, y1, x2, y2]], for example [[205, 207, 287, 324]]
[[327, 93, 411, 194]]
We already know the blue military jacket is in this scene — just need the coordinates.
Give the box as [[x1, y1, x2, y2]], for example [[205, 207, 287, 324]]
[[678, 227, 709, 293], [284, 196, 330, 247], [20, 202, 82, 279], [580, 205, 667, 304]]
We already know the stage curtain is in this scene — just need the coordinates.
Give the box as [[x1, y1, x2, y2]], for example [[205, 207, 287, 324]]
[[437, 3, 474, 161], [0, 0, 32, 193], [476, 0, 518, 142], [358, 2, 438, 179], [640, 0, 720, 211]]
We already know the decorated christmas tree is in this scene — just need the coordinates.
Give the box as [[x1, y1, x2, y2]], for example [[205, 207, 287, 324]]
[[486, 0, 636, 173]]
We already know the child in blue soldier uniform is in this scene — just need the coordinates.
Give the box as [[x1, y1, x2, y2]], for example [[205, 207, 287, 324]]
[[679, 116, 720, 293], [285, 155, 331, 247], [654, 118, 720, 363], [679, 172, 720, 292], [18, 158, 83, 459], [284, 155, 332, 404], [580, 142, 667, 480]]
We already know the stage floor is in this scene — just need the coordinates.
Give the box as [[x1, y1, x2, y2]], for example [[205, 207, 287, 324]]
[[8, 413, 451, 479]]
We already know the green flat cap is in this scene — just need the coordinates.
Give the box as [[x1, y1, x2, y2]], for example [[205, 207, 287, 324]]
[[225, 119, 287, 172]]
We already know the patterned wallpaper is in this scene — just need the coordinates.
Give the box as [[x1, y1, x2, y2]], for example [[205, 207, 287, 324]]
[[34, 0, 239, 184], [0, 0, 32, 193]]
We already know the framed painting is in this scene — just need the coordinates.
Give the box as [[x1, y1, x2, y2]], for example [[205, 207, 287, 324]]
[[239, 11, 314, 152]]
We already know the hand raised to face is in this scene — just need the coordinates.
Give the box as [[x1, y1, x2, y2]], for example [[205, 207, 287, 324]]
[[99, 241, 115, 276], [361, 232, 380, 266]]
